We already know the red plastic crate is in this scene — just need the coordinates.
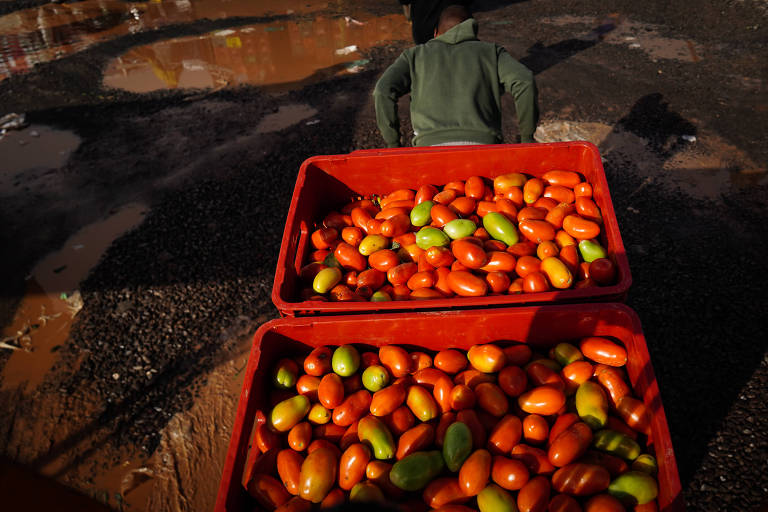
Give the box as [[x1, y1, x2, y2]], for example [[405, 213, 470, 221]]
[[273, 142, 631, 316], [215, 304, 682, 512]]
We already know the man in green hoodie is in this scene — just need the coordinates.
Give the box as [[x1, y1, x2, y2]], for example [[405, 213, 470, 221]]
[[373, 5, 538, 147]]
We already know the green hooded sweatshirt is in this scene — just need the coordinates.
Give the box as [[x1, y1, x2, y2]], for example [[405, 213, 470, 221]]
[[374, 18, 538, 147]]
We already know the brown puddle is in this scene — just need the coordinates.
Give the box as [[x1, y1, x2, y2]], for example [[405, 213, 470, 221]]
[[1, 202, 148, 392], [0, 0, 407, 81], [102, 13, 409, 92]]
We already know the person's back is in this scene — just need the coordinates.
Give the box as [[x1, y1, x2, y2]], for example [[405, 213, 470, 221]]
[[374, 8, 538, 147]]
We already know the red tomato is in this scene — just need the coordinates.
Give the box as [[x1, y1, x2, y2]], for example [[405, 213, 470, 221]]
[[579, 337, 627, 367], [517, 475, 551, 512], [519, 219, 556, 244], [533, 196, 558, 211], [406, 270, 436, 291], [449, 384, 476, 410], [561, 360, 594, 395], [453, 369, 496, 388], [323, 211, 352, 230], [578, 450, 628, 478], [253, 422, 281, 453], [452, 239, 488, 269], [379, 345, 412, 377], [523, 178, 545, 204], [387, 262, 418, 286], [338, 443, 371, 490], [296, 375, 321, 402], [574, 182, 592, 198], [526, 362, 564, 390], [433, 374, 455, 413], [492, 455, 530, 491], [616, 396, 652, 435], [334, 242, 367, 272], [504, 186, 525, 208], [350, 207, 374, 232], [247, 473, 291, 509], [518, 206, 548, 222], [559, 245, 580, 274], [584, 493, 626, 512], [368, 249, 399, 272], [461, 176, 483, 198], [523, 414, 549, 444], [415, 184, 439, 205], [548, 421, 593, 467], [331, 390, 372, 427], [503, 344, 533, 366], [536, 240, 559, 260], [515, 255, 542, 277], [435, 412, 457, 447], [434, 188, 458, 205], [375, 207, 409, 220], [396, 423, 435, 460], [498, 365, 528, 397], [575, 197, 603, 224], [304, 347, 332, 376], [508, 278, 525, 294], [474, 382, 509, 417], [381, 213, 410, 238], [548, 494, 581, 512], [589, 258, 617, 285], [447, 270, 488, 296], [277, 449, 304, 495], [548, 413, 579, 445], [425, 246, 455, 268], [431, 204, 459, 227], [496, 198, 518, 219], [541, 170, 582, 188], [320, 489, 345, 509], [545, 203, 575, 230], [484, 239, 508, 252], [510, 444, 556, 475], [311, 228, 339, 250], [594, 365, 631, 406], [551, 463, 610, 496], [523, 271, 550, 293], [381, 188, 414, 208], [423, 477, 470, 508], [476, 200, 500, 217], [370, 382, 407, 417], [382, 405, 415, 438], [508, 241, 538, 257], [487, 414, 522, 454]]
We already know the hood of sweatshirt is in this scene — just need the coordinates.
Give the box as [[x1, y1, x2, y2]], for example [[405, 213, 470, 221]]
[[434, 18, 478, 45]]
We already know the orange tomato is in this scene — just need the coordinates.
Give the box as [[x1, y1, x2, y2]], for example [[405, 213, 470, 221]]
[[574, 182, 593, 198], [375, 206, 409, 220], [540, 257, 573, 290], [444, 180, 466, 194], [406, 384, 440, 421], [474, 382, 509, 416], [575, 197, 603, 224], [545, 203, 575, 230], [518, 206, 548, 222], [431, 204, 459, 227], [579, 337, 627, 367], [410, 352, 432, 372], [508, 278, 524, 293], [459, 449, 492, 496], [479, 251, 517, 273], [515, 255, 542, 277], [449, 384, 476, 410], [519, 219, 556, 244], [594, 365, 630, 406], [467, 344, 507, 373], [562, 215, 601, 240], [492, 455, 530, 491], [425, 246, 455, 268], [319, 489, 345, 509], [381, 213, 410, 237], [523, 271, 550, 293], [387, 262, 418, 286], [338, 443, 370, 490], [462, 176, 484, 199], [407, 270, 436, 290], [548, 421, 593, 467], [368, 249, 399, 272], [453, 369, 496, 388], [370, 382, 407, 417], [433, 374, 455, 413], [494, 173, 527, 194], [288, 422, 312, 451], [486, 271, 512, 294], [541, 170, 582, 188], [384, 199, 414, 210], [523, 414, 549, 444], [561, 360, 594, 395], [350, 207, 374, 232], [559, 245, 580, 275], [253, 421, 281, 453], [533, 196, 558, 211], [496, 198, 518, 219], [507, 240, 538, 257], [311, 228, 338, 250], [379, 345, 412, 377], [396, 423, 435, 460], [434, 188, 458, 205], [548, 413, 580, 445], [299, 447, 338, 503], [517, 475, 551, 512], [543, 185, 575, 204], [318, 373, 344, 409], [381, 188, 415, 207], [487, 414, 522, 454], [434, 349, 468, 374], [447, 270, 488, 296], [518, 385, 566, 415], [334, 242, 367, 272], [296, 375, 321, 402], [584, 494, 626, 512], [551, 463, 610, 496], [448, 196, 476, 216], [523, 177, 544, 204], [555, 230, 576, 248], [503, 186, 525, 209]]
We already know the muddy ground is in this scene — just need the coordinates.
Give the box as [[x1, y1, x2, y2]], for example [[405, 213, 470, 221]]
[[1, 0, 767, 510]]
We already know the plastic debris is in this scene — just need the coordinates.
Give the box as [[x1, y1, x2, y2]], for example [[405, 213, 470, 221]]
[[344, 16, 365, 26], [0, 113, 26, 131], [306, 120, 320, 126], [681, 134, 697, 143], [335, 45, 358, 56], [346, 59, 370, 73]]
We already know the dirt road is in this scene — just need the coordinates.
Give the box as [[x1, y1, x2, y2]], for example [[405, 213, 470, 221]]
[[1, 0, 766, 510]]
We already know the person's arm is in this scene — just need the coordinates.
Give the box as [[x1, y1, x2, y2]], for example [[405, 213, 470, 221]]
[[373, 52, 412, 148], [497, 47, 539, 143]]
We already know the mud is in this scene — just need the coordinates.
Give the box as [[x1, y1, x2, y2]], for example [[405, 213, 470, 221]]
[[0, 0, 766, 511]]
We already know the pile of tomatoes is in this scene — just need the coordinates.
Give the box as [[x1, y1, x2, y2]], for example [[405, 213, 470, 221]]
[[243, 338, 660, 512], [299, 171, 618, 302]]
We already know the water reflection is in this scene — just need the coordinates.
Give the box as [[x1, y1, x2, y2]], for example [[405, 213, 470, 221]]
[[102, 14, 408, 92], [0, 0, 393, 81]]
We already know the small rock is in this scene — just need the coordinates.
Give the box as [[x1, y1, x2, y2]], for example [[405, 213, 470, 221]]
[[112, 373, 120, 380]]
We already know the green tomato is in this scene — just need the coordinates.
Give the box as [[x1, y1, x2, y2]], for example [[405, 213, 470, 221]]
[[272, 358, 299, 389], [410, 200, 434, 227], [362, 365, 390, 392], [415, 226, 450, 250], [477, 484, 517, 512], [370, 290, 391, 302], [483, 212, 519, 246], [578, 239, 607, 263], [608, 471, 659, 506], [551, 343, 583, 367], [443, 219, 477, 240], [631, 454, 658, 475], [332, 345, 361, 377]]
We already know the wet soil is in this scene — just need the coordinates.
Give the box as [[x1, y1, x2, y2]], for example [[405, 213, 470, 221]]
[[1, 0, 767, 511]]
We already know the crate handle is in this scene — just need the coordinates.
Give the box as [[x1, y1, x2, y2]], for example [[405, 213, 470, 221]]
[[294, 220, 310, 275]]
